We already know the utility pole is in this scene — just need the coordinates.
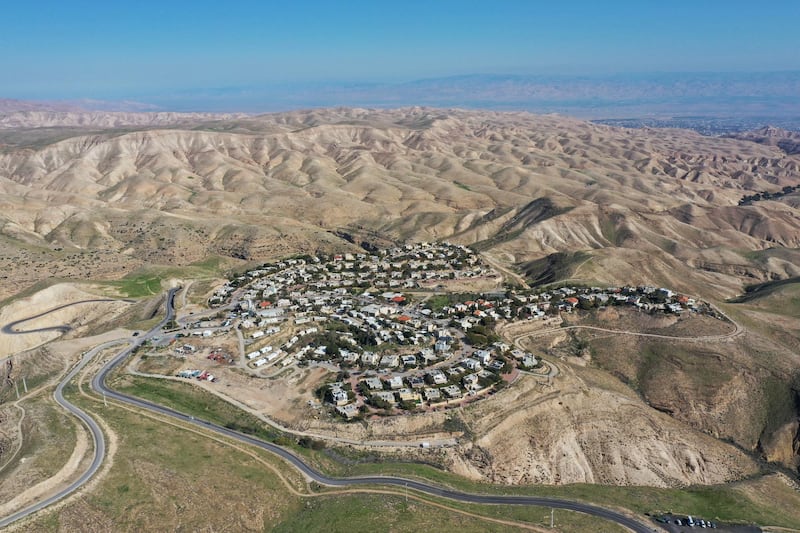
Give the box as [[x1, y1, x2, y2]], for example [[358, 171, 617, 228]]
[[13, 380, 19, 400], [22, 377, 28, 393], [550, 508, 554, 528], [103, 391, 108, 407]]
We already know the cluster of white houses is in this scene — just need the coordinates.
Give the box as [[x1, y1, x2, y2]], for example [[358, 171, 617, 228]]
[[203, 242, 712, 418], [208, 243, 508, 372], [325, 342, 538, 419], [209, 241, 492, 307], [426, 284, 710, 323]]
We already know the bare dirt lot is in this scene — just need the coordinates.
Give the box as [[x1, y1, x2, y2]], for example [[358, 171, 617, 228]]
[[560, 306, 737, 338]]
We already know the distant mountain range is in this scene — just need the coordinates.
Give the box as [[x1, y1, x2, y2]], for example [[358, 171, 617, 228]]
[[4, 71, 800, 118]]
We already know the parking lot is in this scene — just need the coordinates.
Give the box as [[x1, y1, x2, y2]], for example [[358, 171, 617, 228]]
[[653, 514, 761, 533]]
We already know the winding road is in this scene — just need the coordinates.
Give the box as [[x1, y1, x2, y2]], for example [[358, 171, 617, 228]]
[[1, 289, 658, 532], [503, 307, 743, 350], [0, 291, 175, 529], [1, 299, 123, 335], [0, 338, 127, 528]]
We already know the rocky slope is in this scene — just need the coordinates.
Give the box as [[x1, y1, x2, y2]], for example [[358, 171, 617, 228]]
[[726, 126, 800, 155], [452, 370, 758, 487], [1, 107, 799, 487], [1, 108, 799, 300]]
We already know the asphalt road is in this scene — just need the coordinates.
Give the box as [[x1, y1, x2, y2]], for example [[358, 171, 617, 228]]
[[1, 299, 121, 335], [2, 288, 658, 532], [0, 338, 127, 528], [93, 383, 657, 532], [0, 290, 177, 529]]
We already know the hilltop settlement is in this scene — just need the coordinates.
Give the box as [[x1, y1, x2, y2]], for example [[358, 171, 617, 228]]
[[157, 242, 719, 420]]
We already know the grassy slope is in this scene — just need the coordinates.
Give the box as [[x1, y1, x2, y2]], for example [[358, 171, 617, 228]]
[[518, 251, 591, 287], [274, 492, 626, 533], [0, 396, 78, 502], [97, 255, 232, 298], [106, 374, 800, 529], [20, 389, 625, 533], [728, 277, 800, 314]]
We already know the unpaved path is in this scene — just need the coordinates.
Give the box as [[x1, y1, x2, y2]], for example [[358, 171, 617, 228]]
[[505, 314, 743, 348], [0, 418, 89, 518], [480, 252, 530, 289]]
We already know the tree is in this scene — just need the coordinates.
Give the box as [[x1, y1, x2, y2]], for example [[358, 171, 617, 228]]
[[399, 400, 418, 411]]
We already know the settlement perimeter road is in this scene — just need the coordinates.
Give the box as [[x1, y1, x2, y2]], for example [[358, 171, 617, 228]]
[[2, 289, 658, 532]]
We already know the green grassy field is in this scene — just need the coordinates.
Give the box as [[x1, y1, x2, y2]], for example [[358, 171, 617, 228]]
[[106, 375, 800, 530], [273, 492, 627, 533], [16, 385, 628, 532], [99, 256, 231, 298]]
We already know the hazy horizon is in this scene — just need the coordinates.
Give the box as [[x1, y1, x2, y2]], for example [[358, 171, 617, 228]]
[[2, 0, 800, 117], [0, 0, 800, 111], [2, 70, 799, 123]]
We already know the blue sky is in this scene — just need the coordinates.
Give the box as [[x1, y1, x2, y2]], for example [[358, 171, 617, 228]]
[[1, 0, 799, 102]]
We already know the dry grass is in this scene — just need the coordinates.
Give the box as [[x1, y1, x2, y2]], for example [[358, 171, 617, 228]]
[[1, 108, 799, 304], [0, 396, 79, 506]]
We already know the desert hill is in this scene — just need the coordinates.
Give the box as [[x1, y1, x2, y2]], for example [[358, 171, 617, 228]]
[[1, 108, 799, 301], [0, 110, 248, 130], [1, 107, 799, 487], [726, 126, 800, 155]]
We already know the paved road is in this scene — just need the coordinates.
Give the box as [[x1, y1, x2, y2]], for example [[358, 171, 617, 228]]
[[1, 299, 122, 335], [94, 292, 656, 532], [0, 338, 127, 528], [2, 288, 658, 532], [0, 290, 177, 529], [94, 379, 656, 532]]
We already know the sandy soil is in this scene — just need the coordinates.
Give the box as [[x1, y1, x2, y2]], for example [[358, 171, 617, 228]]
[[451, 367, 758, 487]]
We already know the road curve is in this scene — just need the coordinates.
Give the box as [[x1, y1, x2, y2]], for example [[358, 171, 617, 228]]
[[0, 290, 177, 529], [0, 339, 128, 528], [93, 291, 656, 532], [1, 299, 122, 335], [1, 288, 657, 532], [94, 381, 656, 532]]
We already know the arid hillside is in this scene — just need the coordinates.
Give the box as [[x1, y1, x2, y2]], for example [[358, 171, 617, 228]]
[[1, 107, 799, 301], [2, 107, 799, 489]]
